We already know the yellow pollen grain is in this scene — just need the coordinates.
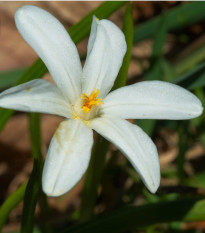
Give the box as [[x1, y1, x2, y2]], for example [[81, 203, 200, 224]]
[[81, 89, 103, 113]]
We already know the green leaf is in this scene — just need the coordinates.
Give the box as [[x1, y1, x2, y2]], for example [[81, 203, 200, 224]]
[[160, 59, 176, 82], [113, 3, 133, 89], [174, 62, 205, 90], [63, 198, 205, 233], [145, 13, 167, 81], [0, 68, 26, 89], [0, 1, 126, 133], [0, 181, 28, 232], [173, 43, 205, 76], [80, 136, 110, 221], [177, 121, 189, 184], [134, 2, 205, 43], [21, 114, 42, 233], [29, 113, 42, 161], [21, 160, 41, 233], [135, 119, 156, 136], [151, 15, 167, 60]]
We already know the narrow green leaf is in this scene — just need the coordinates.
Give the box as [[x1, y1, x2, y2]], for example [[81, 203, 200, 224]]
[[146, 13, 167, 80], [152, 15, 167, 59], [134, 2, 205, 43], [173, 43, 205, 76], [174, 62, 205, 90], [0, 109, 15, 132], [113, 3, 133, 89], [63, 198, 205, 233], [21, 160, 41, 233], [136, 119, 156, 136], [177, 121, 189, 184], [21, 114, 42, 233], [29, 113, 42, 161], [0, 68, 26, 89], [29, 116, 52, 232], [80, 136, 110, 221], [38, 192, 53, 233], [0, 1, 126, 133], [160, 58, 176, 82], [0, 181, 28, 232]]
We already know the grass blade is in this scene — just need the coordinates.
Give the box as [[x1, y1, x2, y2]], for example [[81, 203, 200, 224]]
[[173, 43, 205, 76], [134, 2, 205, 43], [177, 121, 189, 184], [174, 61, 205, 90], [80, 137, 110, 221], [21, 160, 41, 233], [113, 3, 133, 89], [0, 181, 28, 232], [0, 68, 26, 89], [146, 13, 167, 81], [63, 198, 205, 233], [21, 114, 42, 233]]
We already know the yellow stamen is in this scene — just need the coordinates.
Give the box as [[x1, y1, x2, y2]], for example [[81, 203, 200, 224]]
[[81, 89, 103, 113]]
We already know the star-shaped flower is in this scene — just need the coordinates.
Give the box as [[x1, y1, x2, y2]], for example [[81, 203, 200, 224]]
[[0, 5, 203, 196]]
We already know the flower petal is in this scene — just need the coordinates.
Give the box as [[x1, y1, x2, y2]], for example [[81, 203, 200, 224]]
[[15, 5, 82, 103], [82, 16, 127, 98], [101, 81, 203, 119], [90, 117, 160, 193], [0, 79, 71, 118], [42, 119, 93, 196]]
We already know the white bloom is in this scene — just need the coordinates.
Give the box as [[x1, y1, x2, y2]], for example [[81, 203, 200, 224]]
[[0, 5, 203, 196]]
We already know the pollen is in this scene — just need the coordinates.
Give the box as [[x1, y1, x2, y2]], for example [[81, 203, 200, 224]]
[[81, 89, 103, 113]]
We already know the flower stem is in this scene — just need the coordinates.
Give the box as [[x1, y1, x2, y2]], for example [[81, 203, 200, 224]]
[[80, 136, 109, 221], [21, 113, 42, 233], [0, 181, 28, 232]]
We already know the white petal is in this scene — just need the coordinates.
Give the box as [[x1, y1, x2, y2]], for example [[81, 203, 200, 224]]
[[87, 16, 98, 55], [15, 5, 82, 103], [90, 117, 160, 193], [0, 79, 71, 118], [101, 81, 203, 120], [82, 17, 127, 98], [42, 119, 93, 196]]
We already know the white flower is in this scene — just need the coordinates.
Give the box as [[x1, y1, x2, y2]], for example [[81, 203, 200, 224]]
[[0, 5, 203, 197]]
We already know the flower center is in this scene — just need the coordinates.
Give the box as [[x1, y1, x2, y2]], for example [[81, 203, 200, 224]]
[[81, 89, 103, 113], [72, 89, 103, 123]]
